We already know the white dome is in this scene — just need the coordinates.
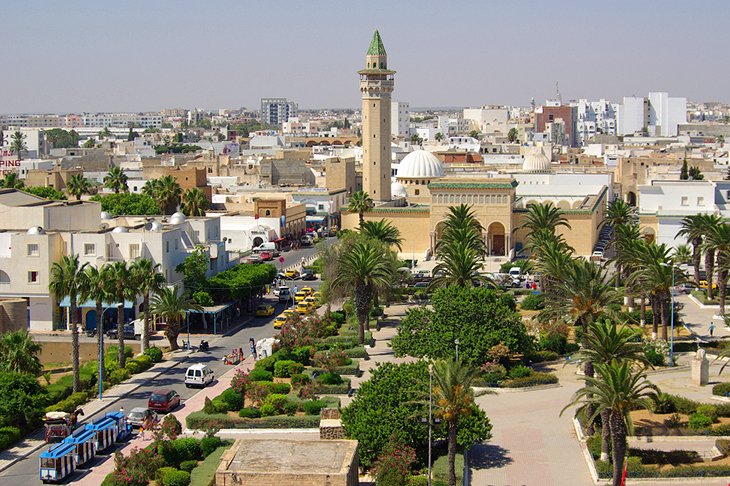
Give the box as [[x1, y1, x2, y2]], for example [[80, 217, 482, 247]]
[[112, 226, 129, 233], [150, 221, 163, 232], [100, 211, 112, 220], [170, 212, 187, 224], [396, 150, 445, 179], [391, 182, 407, 198], [27, 226, 45, 235], [522, 148, 551, 173]]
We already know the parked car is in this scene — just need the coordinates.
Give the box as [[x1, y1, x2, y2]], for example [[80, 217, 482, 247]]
[[256, 304, 275, 317], [301, 269, 317, 280], [107, 324, 137, 340], [243, 254, 263, 264], [127, 407, 157, 429], [304, 296, 318, 309], [285, 269, 300, 279], [295, 302, 311, 315], [294, 291, 308, 303], [259, 251, 273, 261], [273, 286, 289, 297], [184, 364, 214, 388], [274, 314, 288, 329], [148, 390, 180, 413], [301, 287, 315, 296]]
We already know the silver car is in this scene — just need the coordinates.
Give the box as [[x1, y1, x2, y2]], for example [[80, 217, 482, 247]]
[[127, 407, 157, 429]]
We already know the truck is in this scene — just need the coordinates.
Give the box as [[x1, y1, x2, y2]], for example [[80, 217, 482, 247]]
[[252, 242, 280, 256]]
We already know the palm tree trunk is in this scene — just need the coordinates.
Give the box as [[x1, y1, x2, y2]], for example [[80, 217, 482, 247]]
[[582, 319, 595, 436], [639, 293, 647, 327], [354, 283, 369, 345], [96, 300, 104, 384], [719, 269, 728, 316], [609, 410, 627, 486], [651, 295, 660, 341], [167, 318, 179, 350], [600, 409, 611, 462], [707, 249, 716, 300], [447, 420, 458, 486], [692, 240, 701, 287], [661, 293, 671, 342], [117, 301, 126, 368], [358, 211, 364, 228], [71, 297, 81, 393], [142, 292, 150, 352]]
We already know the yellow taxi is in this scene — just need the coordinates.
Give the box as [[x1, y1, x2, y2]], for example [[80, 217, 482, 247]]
[[255, 304, 275, 317], [295, 302, 311, 315], [304, 296, 318, 309], [301, 287, 315, 296], [285, 269, 300, 279], [274, 309, 296, 329], [294, 291, 308, 303], [699, 280, 718, 290]]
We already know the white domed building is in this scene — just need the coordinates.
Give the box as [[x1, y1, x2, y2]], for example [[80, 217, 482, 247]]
[[522, 147, 551, 173], [394, 150, 445, 202]]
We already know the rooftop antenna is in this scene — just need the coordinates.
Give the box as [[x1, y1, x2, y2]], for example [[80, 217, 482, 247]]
[[556, 82, 562, 105]]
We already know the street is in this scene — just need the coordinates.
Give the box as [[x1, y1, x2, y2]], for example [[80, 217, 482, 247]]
[[0, 243, 325, 486]]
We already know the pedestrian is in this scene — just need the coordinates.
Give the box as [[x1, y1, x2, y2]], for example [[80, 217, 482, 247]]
[[710, 321, 715, 337], [249, 338, 257, 360]]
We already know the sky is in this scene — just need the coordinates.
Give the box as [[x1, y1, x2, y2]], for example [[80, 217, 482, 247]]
[[3, 0, 730, 114]]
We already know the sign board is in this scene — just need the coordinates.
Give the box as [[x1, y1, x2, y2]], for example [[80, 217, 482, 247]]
[[0, 149, 20, 176], [278, 257, 285, 263]]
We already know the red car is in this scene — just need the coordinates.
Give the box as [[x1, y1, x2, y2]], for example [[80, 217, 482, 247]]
[[148, 389, 180, 413], [259, 251, 273, 261]]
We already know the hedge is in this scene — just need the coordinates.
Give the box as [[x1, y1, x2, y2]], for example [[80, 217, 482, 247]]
[[186, 412, 320, 430], [528, 350, 560, 363], [309, 363, 361, 376], [0, 426, 21, 450], [144, 346, 164, 362], [45, 391, 89, 413], [343, 346, 369, 360], [713, 382, 730, 397], [501, 372, 558, 388], [161, 469, 191, 486], [596, 460, 730, 478], [313, 381, 351, 394]]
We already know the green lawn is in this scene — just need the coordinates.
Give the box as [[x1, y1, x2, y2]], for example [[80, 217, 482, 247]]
[[691, 289, 719, 305], [432, 452, 464, 483], [190, 445, 231, 486]]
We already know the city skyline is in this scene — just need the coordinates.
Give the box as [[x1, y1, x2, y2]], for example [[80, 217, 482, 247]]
[[4, 0, 730, 113]]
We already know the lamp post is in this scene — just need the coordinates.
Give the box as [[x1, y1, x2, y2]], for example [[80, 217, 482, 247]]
[[660, 262, 676, 367], [98, 304, 116, 400], [428, 362, 433, 486], [455, 338, 460, 361]]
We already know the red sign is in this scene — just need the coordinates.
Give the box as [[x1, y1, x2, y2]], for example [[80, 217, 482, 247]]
[[278, 257, 285, 263]]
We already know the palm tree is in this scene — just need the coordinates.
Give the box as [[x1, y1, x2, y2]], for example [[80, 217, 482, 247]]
[[0, 172, 24, 189], [432, 359, 486, 486], [703, 223, 730, 315], [66, 174, 91, 201], [107, 261, 134, 367], [10, 130, 27, 160], [431, 242, 487, 288], [563, 362, 660, 486], [150, 286, 201, 350], [49, 254, 88, 392], [518, 202, 571, 235], [130, 259, 166, 352], [0, 330, 42, 375], [360, 219, 403, 251], [157, 175, 182, 215], [533, 237, 573, 294], [180, 187, 209, 217], [103, 167, 128, 194], [332, 239, 392, 344], [677, 214, 707, 287], [603, 198, 638, 229], [436, 204, 486, 257], [79, 265, 112, 383], [698, 214, 724, 300], [347, 191, 373, 228], [672, 244, 692, 266]]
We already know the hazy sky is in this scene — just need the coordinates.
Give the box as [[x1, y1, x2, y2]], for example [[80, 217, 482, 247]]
[[3, 0, 729, 114]]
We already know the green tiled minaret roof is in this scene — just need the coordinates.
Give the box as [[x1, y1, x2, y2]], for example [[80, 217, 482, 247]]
[[367, 30, 386, 56]]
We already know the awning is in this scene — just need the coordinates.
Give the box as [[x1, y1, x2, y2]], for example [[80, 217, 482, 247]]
[[59, 297, 135, 309], [306, 216, 325, 223]]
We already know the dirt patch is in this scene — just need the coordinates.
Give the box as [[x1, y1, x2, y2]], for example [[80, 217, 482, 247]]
[[630, 409, 730, 435]]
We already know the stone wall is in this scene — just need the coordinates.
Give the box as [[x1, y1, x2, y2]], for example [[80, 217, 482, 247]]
[[0, 299, 27, 333]]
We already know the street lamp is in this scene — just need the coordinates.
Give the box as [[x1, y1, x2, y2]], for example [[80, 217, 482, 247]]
[[455, 338, 460, 362], [660, 262, 676, 367], [428, 362, 433, 486], [98, 304, 116, 400]]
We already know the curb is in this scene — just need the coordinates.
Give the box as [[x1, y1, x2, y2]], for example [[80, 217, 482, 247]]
[[474, 383, 562, 393], [688, 293, 720, 309], [184, 428, 320, 435], [644, 365, 690, 375], [628, 435, 730, 443]]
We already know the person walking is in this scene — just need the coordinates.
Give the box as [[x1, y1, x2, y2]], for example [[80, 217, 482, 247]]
[[249, 337, 257, 360], [710, 321, 715, 337]]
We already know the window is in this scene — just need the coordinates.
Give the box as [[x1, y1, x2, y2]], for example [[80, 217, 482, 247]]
[[166, 241, 170, 253], [27, 244, 39, 256], [129, 243, 140, 259], [415, 189, 420, 195], [318, 204, 325, 210], [84, 243, 95, 256], [681, 196, 689, 206], [697, 197, 705, 206], [28, 271, 39, 284]]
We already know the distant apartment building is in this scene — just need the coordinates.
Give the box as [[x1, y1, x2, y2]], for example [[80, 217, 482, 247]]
[[1, 128, 49, 158], [81, 113, 162, 129], [617, 92, 687, 137], [463, 106, 510, 133], [534, 103, 578, 146], [575, 99, 618, 145], [260, 98, 298, 126], [0, 114, 63, 128], [391, 101, 411, 138]]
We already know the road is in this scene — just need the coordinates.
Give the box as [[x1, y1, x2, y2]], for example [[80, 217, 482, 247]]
[[0, 242, 325, 486]]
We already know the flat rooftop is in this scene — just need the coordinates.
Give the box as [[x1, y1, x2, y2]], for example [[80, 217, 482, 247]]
[[223, 438, 357, 474]]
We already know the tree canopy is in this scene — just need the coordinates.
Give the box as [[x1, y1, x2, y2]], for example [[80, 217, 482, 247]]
[[206, 263, 276, 303], [45, 128, 80, 148], [24, 186, 66, 200], [391, 286, 532, 363], [90, 193, 161, 216], [176, 247, 209, 293]]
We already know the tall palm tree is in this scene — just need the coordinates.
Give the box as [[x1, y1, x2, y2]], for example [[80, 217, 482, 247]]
[[49, 254, 88, 392], [332, 239, 392, 344], [360, 219, 403, 251], [79, 265, 112, 383], [698, 214, 724, 300], [436, 204, 487, 257], [603, 198, 638, 229], [347, 191, 373, 228], [142, 178, 161, 202], [703, 223, 730, 315], [563, 362, 660, 486], [180, 187, 209, 217], [130, 259, 166, 352], [157, 175, 182, 215], [533, 237, 573, 294], [150, 286, 201, 350], [0, 172, 24, 189], [66, 174, 91, 201], [518, 202, 571, 235], [107, 261, 134, 367], [672, 244, 692, 266], [432, 359, 486, 486], [103, 166, 129, 194], [0, 330, 43, 375], [430, 242, 486, 288], [677, 214, 706, 287], [10, 130, 27, 160]]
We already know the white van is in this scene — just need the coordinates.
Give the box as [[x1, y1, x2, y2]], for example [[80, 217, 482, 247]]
[[184, 364, 214, 388], [508, 267, 523, 280], [253, 242, 279, 256]]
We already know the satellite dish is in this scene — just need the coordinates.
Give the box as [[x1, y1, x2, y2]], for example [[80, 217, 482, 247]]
[[99, 223, 109, 231], [144, 222, 153, 231]]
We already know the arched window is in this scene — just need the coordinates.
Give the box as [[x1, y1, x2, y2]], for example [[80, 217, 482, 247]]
[[0, 271, 9, 284], [265, 210, 271, 216]]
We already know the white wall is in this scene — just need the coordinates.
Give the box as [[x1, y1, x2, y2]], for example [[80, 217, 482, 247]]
[[618, 97, 645, 135]]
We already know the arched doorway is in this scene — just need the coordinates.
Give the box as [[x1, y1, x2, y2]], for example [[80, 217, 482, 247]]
[[488, 222, 506, 256], [626, 191, 637, 206]]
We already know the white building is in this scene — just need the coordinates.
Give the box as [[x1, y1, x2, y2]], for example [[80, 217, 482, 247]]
[[1, 128, 49, 158], [618, 92, 687, 137], [80, 113, 162, 129], [463, 106, 509, 133], [260, 98, 298, 126], [575, 99, 618, 145], [391, 101, 411, 138]]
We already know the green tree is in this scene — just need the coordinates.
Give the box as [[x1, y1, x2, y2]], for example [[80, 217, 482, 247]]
[[507, 127, 519, 143], [392, 286, 532, 363], [360, 219, 403, 251], [519, 202, 571, 236], [151, 286, 201, 350], [347, 191, 374, 228], [79, 265, 113, 383], [680, 159, 689, 180], [563, 362, 659, 486], [0, 372, 47, 429], [689, 166, 704, 180], [176, 247, 209, 293], [180, 187, 209, 217], [703, 222, 730, 315], [332, 239, 392, 344], [698, 214, 724, 300], [677, 214, 708, 288], [90, 193, 161, 216], [130, 259, 166, 352], [469, 130, 480, 139], [24, 186, 66, 200], [98, 127, 112, 138], [145, 175, 182, 215], [206, 263, 276, 304], [107, 261, 134, 367], [672, 244, 692, 266], [83, 138, 97, 148], [49, 254, 88, 392], [10, 131, 27, 160], [45, 128, 80, 149], [0, 172, 24, 189], [435, 132, 444, 142], [104, 166, 129, 194], [431, 205, 488, 288], [0, 331, 42, 376], [66, 174, 91, 200]]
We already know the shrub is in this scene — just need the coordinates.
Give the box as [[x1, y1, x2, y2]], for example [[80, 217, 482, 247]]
[[260, 403, 276, 417], [156, 467, 178, 484], [317, 372, 344, 385], [508, 365, 531, 379], [710, 423, 730, 436], [46, 391, 89, 413], [291, 346, 314, 365], [179, 460, 198, 473], [200, 436, 223, 458], [161, 414, 183, 440], [270, 382, 291, 394], [161, 469, 191, 486], [135, 355, 153, 370], [502, 372, 558, 388], [238, 408, 261, 419], [713, 382, 730, 397], [331, 311, 346, 325], [643, 340, 667, 367], [668, 394, 699, 415], [125, 360, 141, 375], [343, 346, 369, 359], [273, 360, 303, 378], [650, 393, 675, 414], [0, 426, 21, 450], [529, 350, 559, 363], [210, 397, 229, 414], [539, 332, 568, 354], [283, 401, 298, 416], [290, 373, 311, 388], [219, 388, 244, 411], [520, 293, 544, 310], [108, 368, 131, 385], [254, 355, 277, 372], [202, 397, 215, 415], [372, 435, 416, 486], [303, 400, 326, 416], [478, 362, 507, 386], [186, 411, 320, 429], [263, 393, 289, 413], [688, 413, 713, 430], [144, 346, 163, 362], [697, 404, 719, 423], [173, 438, 201, 463], [248, 368, 273, 382]]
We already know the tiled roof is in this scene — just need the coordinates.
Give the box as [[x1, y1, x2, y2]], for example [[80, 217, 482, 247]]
[[428, 181, 518, 189], [367, 30, 386, 56]]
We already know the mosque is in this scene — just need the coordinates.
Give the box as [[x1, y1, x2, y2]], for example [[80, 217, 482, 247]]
[[342, 32, 610, 261]]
